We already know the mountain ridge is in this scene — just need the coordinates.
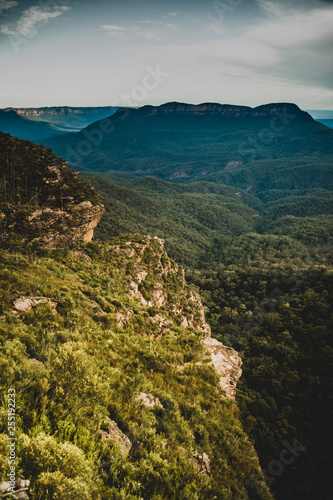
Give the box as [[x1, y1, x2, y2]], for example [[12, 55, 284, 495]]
[[44, 100, 333, 184]]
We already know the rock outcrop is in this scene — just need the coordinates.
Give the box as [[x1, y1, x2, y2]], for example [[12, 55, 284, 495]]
[[192, 452, 211, 475], [111, 235, 242, 399], [26, 201, 105, 248], [203, 337, 242, 400], [98, 419, 132, 457], [12, 296, 60, 313], [0, 478, 30, 499], [135, 392, 163, 409], [122, 236, 211, 334], [0, 133, 105, 248]]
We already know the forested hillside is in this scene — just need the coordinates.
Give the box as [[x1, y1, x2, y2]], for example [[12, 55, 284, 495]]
[[82, 166, 333, 500], [45, 102, 333, 188]]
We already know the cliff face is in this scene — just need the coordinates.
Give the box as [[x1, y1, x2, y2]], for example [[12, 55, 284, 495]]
[[118, 235, 211, 334], [26, 201, 105, 249], [0, 132, 105, 247], [139, 101, 311, 121]]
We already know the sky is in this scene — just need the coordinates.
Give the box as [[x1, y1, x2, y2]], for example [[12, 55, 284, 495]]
[[0, 0, 333, 109]]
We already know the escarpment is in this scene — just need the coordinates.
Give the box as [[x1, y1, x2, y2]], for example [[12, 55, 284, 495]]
[[0, 132, 105, 247]]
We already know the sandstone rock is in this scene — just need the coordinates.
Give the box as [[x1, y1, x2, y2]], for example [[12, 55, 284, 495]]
[[135, 392, 163, 409], [0, 478, 30, 499], [148, 315, 173, 331], [12, 296, 59, 313], [98, 419, 132, 456], [203, 337, 242, 400], [192, 452, 211, 475], [0, 150, 105, 249], [27, 202, 105, 249], [71, 250, 92, 264], [117, 309, 134, 328], [125, 236, 210, 333]]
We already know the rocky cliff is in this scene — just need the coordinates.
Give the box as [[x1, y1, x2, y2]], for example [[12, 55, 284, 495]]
[[137, 101, 313, 121], [0, 132, 105, 248]]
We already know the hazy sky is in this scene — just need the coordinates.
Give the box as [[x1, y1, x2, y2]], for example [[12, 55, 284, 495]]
[[0, 0, 333, 108]]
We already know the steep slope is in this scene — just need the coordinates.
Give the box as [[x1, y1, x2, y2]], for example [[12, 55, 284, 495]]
[[0, 239, 272, 500], [0, 110, 58, 142], [45, 102, 333, 187]]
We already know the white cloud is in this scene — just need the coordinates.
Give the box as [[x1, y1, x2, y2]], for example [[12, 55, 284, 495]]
[[163, 12, 179, 18], [0, 0, 18, 16], [136, 30, 165, 42], [101, 21, 169, 42], [250, 5, 333, 48], [101, 24, 129, 36], [181, 1, 333, 94], [140, 19, 176, 28], [1, 4, 71, 36]]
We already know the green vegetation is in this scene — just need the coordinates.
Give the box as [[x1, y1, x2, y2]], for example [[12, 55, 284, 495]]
[[187, 236, 333, 500], [0, 239, 272, 499], [1, 121, 332, 500], [79, 169, 333, 500]]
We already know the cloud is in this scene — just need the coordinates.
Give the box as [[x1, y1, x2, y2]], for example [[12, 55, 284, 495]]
[[139, 19, 176, 28], [0, 0, 18, 16], [163, 12, 179, 18], [249, 5, 333, 48], [1, 4, 71, 36], [179, 1, 333, 95], [101, 19, 171, 42], [100, 24, 129, 36]]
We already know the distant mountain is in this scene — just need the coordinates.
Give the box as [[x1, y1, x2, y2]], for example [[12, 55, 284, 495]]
[[306, 110, 333, 119], [0, 106, 118, 142], [0, 109, 57, 142], [315, 119, 333, 129], [45, 102, 333, 191]]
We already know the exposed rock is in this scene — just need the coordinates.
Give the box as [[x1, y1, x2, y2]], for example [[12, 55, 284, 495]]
[[12, 296, 60, 313], [135, 392, 163, 409], [98, 419, 132, 456], [203, 337, 242, 400], [116, 309, 134, 328], [125, 236, 210, 334], [148, 315, 173, 332], [111, 235, 241, 399], [0, 134, 105, 249], [71, 250, 92, 264], [26, 201, 105, 249], [0, 478, 30, 499], [192, 452, 211, 475]]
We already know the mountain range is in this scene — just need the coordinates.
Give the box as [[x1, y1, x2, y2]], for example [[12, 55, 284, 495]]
[[43, 102, 333, 194]]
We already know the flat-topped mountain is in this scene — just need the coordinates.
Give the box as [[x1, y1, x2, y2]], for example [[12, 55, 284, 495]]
[[45, 101, 333, 188], [136, 101, 311, 119]]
